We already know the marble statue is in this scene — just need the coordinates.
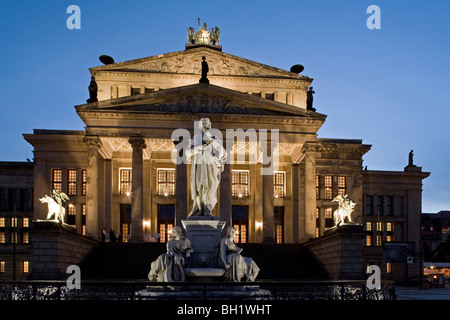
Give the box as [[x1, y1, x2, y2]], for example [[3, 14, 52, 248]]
[[219, 226, 260, 282], [39, 190, 69, 223], [332, 194, 356, 227], [186, 118, 227, 217], [148, 226, 193, 282]]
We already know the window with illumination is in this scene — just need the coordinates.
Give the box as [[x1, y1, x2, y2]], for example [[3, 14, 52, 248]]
[[11, 232, 17, 244], [67, 205, 76, 227], [386, 235, 393, 242], [377, 222, 383, 232], [366, 234, 373, 246], [337, 176, 346, 196], [0, 232, 5, 244], [22, 218, 29, 228], [157, 169, 175, 197], [67, 169, 77, 196], [274, 172, 285, 198], [366, 222, 372, 231], [52, 169, 62, 193], [119, 169, 132, 195], [0, 218, 4, 227], [22, 261, 29, 273], [316, 208, 319, 219], [0, 261, 4, 273], [376, 235, 383, 246], [325, 208, 333, 219], [81, 170, 87, 195], [386, 263, 392, 274], [232, 170, 249, 198], [11, 217, 17, 228], [315, 175, 320, 199], [22, 232, 29, 244], [386, 222, 392, 232], [324, 175, 333, 199], [82, 204, 86, 235]]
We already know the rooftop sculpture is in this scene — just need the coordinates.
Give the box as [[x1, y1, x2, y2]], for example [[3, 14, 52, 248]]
[[187, 18, 220, 46], [332, 194, 356, 227]]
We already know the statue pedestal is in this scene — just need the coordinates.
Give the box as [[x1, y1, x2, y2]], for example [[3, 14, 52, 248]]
[[181, 217, 226, 269]]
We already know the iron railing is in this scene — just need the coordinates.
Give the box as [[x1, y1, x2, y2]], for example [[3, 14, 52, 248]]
[[0, 280, 396, 301]]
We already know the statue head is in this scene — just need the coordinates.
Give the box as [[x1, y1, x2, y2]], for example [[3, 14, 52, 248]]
[[199, 118, 211, 131], [227, 226, 236, 238], [171, 226, 183, 239]]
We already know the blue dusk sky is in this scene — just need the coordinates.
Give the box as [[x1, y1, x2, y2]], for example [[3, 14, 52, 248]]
[[0, 1, 448, 213]]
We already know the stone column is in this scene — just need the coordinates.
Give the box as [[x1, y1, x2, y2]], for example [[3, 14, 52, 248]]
[[219, 163, 231, 232], [129, 137, 146, 242], [175, 162, 188, 228], [291, 163, 299, 242], [304, 148, 317, 241], [84, 136, 101, 239], [262, 168, 274, 243]]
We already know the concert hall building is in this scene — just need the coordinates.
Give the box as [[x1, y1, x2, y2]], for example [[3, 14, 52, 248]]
[[0, 28, 429, 283]]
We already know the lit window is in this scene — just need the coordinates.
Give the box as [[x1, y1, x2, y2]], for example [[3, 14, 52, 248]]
[[22, 261, 29, 273], [377, 222, 383, 231], [119, 169, 132, 195], [325, 208, 333, 219], [232, 170, 249, 198], [366, 235, 372, 246], [11, 232, 17, 244], [0, 218, 4, 227], [376, 235, 383, 246], [233, 224, 247, 244], [22, 218, 29, 228], [0, 232, 5, 243], [315, 227, 320, 238], [160, 224, 173, 243], [386, 222, 392, 232], [11, 218, 17, 228], [316, 175, 320, 199], [276, 225, 283, 243], [81, 170, 87, 196], [366, 222, 372, 231], [0, 261, 4, 273], [22, 232, 29, 244], [67, 169, 77, 196], [67, 205, 76, 227], [386, 263, 392, 274], [157, 169, 176, 196], [386, 235, 393, 242], [122, 224, 129, 243], [337, 176, 346, 196], [316, 208, 319, 219], [274, 172, 285, 198], [52, 169, 62, 193], [324, 175, 333, 199]]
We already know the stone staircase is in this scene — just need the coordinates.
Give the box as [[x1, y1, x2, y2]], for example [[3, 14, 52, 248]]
[[78, 242, 329, 280]]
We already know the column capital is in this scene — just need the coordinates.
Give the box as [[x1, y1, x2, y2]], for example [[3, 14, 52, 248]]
[[129, 136, 147, 150]]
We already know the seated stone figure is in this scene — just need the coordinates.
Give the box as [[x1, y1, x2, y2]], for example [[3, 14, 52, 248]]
[[148, 226, 193, 282], [219, 226, 260, 282]]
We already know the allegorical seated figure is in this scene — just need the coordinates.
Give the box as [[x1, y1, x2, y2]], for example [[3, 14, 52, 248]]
[[219, 226, 260, 282], [148, 226, 193, 282]]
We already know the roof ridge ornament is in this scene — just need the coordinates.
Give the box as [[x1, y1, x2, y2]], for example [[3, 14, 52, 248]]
[[186, 18, 222, 51]]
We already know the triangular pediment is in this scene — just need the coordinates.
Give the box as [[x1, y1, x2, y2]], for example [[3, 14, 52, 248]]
[[76, 83, 324, 118], [90, 46, 310, 80]]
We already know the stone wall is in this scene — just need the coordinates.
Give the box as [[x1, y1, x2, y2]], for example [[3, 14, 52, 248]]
[[304, 224, 367, 280], [29, 221, 99, 280]]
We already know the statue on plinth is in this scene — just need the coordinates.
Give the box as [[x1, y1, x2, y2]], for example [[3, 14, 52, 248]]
[[187, 18, 220, 46], [199, 56, 209, 84], [39, 190, 69, 223], [306, 86, 315, 111], [332, 194, 356, 227], [219, 227, 260, 282], [87, 76, 98, 103], [148, 226, 193, 282], [186, 118, 227, 217]]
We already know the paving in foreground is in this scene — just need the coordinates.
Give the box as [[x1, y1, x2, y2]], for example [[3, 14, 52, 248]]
[[394, 286, 450, 300]]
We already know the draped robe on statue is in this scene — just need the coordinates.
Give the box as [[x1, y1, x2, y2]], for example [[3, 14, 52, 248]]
[[186, 129, 227, 216]]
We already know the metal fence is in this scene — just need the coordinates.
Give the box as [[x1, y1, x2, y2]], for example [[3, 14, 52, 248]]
[[0, 280, 396, 301]]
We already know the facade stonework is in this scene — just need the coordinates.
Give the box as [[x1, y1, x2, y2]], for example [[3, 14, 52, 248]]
[[15, 43, 430, 283]]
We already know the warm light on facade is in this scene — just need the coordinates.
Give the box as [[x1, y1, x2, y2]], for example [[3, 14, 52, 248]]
[[255, 221, 263, 230]]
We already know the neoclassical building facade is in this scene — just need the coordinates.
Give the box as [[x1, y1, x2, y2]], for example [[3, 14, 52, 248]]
[[20, 38, 429, 282]]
